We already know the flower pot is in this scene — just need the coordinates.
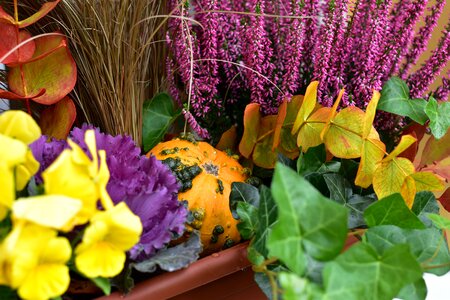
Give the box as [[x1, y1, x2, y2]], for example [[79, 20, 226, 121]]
[[97, 241, 266, 300]]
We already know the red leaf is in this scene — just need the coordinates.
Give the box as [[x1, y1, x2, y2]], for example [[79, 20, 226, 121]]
[[216, 126, 238, 151], [8, 35, 77, 104], [0, 88, 45, 100], [439, 188, 450, 212], [39, 96, 77, 139], [0, 23, 35, 65], [18, 0, 61, 28]]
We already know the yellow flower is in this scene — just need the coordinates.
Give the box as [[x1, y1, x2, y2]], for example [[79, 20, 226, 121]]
[[75, 202, 142, 278], [0, 222, 71, 300], [0, 134, 28, 220], [42, 130, 113, 225], [13, 195, 82, 232], [0, 110, 41, 144]]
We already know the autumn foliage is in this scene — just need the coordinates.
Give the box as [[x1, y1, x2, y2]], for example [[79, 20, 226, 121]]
[[0, 0, 76, 139], [239, 81, 445, 207]]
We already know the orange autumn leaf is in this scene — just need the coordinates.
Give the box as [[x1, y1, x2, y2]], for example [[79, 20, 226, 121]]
[[410, 171, 445, 192], [39, 96, 77, 139], [273, 98, 288, 151], [216, 126, 238, 151], [297, 107, 331, 152], [400, 176, 417, 208], [373, 157, 415, 200], [239, 103, 261, 158], [355, 91, 385, 188], [273, 95, 304, 150], [323, 106, 365, 158], [292, 81, 319, 135], [384, 135, 417, 161], [252, 115, 278, 168], [320, 88, 344, 140], [355, 138, 386, 188]]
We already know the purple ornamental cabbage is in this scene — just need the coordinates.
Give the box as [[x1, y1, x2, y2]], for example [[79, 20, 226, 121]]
[[30, 125, 187, 261]]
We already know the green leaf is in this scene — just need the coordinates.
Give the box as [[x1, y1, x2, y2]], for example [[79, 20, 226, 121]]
[[378, 77, 428, 124], [236, 202, 259, 239], [230, 182, 260, 219], [365, 225, 450, 276], [396, 278, 427, 300], [252, 185, 278, 257], [0, 285, 18, 300], [364, 194, 426, 229], [133, 231, 202, 273], [297, 144, 326, 176], [323, 243, 423, 300], [142, 93, 180, 152], [110, 263, 134, 294], [323, 174, 353, 204], [279, 272, 324, 300], [425, 96, 450, 139], [411, 191, 439, 227], [268, 164, 348, 275], [254, 265, 287, 300], [324, 173, 376, 228], [90, 277, 111, 295], [427, 213, 450, 230]]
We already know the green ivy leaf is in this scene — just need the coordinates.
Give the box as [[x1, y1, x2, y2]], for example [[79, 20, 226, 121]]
[[411, 191, 439, 227], [378, 77, 428, 124], [364, 194, 426, 229], [427, 213, 450, 230], [268, 163, 348, 275], [279, 272, 324, 300], [425, 96, 450, 139], [323, 243, 422, 300], [90, 277, 111, 295], [324, 173, 376, 228], [297, 144, 326, 176], [142, 93, 181, 152], [252, 185, 278, 258], [236, 202, 259, 240], [133, 231, 202, 273], [230, 182, 260, 220], [0, 285, 18, 300], [396, 278, 427, 300], [365, 225, 450, 276]]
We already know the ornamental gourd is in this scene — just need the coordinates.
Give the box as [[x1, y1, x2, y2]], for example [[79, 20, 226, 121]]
[[148, 138, 248, 253]]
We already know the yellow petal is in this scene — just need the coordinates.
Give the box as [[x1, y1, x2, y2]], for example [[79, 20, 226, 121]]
[[85, 130, 99, 175], [13, 195, 82, 231], [15, 150, 40, 191], [0, 163, 15, 218], [75, 242, 126, 278], [98, 150, 113, 210], [18, 264, 70, 300], [0, 110, 41, 144], [0, 134, 27, 167]]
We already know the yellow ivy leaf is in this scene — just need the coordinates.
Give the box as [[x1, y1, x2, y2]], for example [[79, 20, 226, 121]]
[[239, 103, 261, 158], [297, 107, 330, 152], [384, 135, 417, 161], [323, 106, 365, 158], [363, 91, 380, 138], [320, 88, 345, 140], [373, 157, 415, 200], [410, 172, 445, 192], [292, 81, 319, 135], [401, 175, 417, 208], [355, 138, 386, 188]]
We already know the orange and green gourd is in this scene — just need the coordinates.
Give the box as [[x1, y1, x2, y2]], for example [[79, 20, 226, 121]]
[[149, 138, 248, 253]]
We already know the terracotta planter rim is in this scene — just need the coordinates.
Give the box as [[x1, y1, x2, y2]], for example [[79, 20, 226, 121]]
[[97, 241, 251, 299]]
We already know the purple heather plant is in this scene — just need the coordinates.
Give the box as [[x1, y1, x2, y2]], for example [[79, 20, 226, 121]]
[[167, 0, 450, 138], [30, 125, 187, 261]]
